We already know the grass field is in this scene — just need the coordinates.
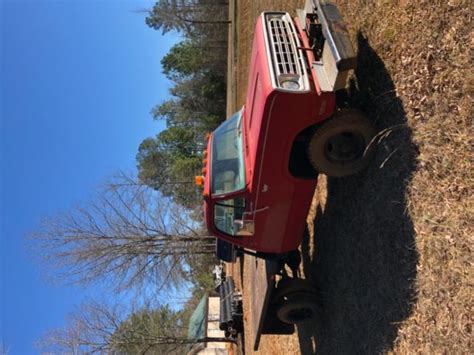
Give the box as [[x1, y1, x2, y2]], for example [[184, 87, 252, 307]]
[[228, 0, 472, 353]]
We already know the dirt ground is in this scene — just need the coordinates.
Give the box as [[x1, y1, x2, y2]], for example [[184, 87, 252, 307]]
[[226, 0, 472, 354]]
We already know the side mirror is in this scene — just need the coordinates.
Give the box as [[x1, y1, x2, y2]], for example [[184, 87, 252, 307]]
[[233, 219, 255, 236], [216, 239, 237, 263]]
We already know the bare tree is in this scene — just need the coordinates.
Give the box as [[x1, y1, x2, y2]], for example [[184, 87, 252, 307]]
[[0, 343, 9, 355], [37, 301, 233, 354], [30, 172, 215, 293]]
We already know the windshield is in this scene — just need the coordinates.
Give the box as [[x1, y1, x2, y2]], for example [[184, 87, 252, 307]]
[[211, 110, 245, 195]]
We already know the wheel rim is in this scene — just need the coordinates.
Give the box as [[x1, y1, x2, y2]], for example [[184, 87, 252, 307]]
[[324, 131, 366, 164]]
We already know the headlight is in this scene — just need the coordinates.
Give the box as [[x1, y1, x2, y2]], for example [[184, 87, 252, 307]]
[[278, 74, 301, 90]]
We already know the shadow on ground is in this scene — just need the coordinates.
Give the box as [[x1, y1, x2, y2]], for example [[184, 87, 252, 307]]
[[298, 33, 419, 354]]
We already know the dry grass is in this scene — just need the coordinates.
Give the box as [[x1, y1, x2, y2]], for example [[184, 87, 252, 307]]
[[228, 0, 473, 353], [333, 1, 473, 353]]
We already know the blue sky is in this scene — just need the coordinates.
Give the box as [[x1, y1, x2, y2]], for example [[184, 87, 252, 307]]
[[1, 1, 179, 353]]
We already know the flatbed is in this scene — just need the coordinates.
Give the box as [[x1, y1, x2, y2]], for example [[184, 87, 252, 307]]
[[249, 256, 294, 350]]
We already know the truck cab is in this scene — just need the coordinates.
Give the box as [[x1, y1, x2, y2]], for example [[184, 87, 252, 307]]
[[201, 1, 376, 257]]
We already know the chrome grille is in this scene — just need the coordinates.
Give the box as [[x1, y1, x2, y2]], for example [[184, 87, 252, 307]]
[[265, 13, 307, 91], [269, 18, 298, 74]]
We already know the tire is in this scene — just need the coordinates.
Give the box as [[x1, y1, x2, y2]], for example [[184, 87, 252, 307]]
[[276, 292, 320, 325], [273, 278, 318, 301], [307, 109, 377, 177]]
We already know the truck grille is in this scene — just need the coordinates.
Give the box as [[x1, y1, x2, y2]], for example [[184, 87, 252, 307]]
[[264, 13, 308, 91]]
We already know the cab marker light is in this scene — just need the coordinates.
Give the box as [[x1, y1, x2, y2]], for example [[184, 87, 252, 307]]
[[195, 175, 204, 186]]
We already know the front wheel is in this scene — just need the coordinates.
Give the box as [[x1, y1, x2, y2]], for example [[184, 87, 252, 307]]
[[307, 109, 377, 177]]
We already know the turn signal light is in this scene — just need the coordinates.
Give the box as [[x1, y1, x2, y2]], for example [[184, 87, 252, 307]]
[[195, 175, 204, 186]]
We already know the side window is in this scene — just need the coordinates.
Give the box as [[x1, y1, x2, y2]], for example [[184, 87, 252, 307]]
[[214, 197, 245, 236]]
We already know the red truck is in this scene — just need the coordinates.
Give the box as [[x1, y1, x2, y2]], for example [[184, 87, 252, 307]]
[[198, 0, 376, 346]]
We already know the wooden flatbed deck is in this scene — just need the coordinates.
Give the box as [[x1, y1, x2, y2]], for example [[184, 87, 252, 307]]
[[248, 256, 294, 350]]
